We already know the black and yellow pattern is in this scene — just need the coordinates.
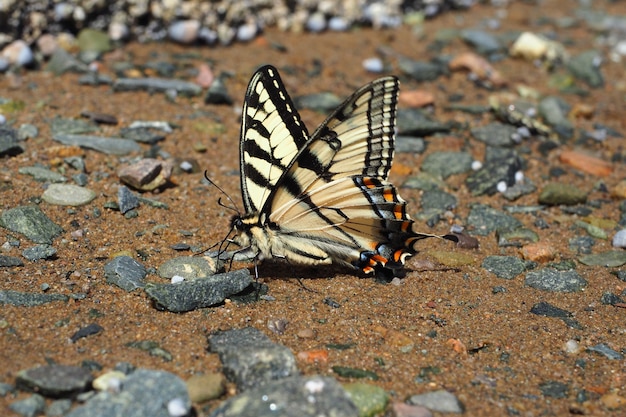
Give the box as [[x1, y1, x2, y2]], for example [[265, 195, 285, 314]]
[[231, 65, 455, 278]]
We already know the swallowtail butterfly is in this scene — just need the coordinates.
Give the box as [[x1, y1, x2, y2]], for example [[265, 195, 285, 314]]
[[228, 65, 455, 278]]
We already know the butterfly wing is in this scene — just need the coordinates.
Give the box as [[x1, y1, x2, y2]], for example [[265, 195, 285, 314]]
[[262, 74, 447, 276], [239, 65, 310, 214]]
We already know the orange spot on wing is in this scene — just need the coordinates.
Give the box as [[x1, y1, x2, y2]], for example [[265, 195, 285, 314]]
[[393, 249, 405, 262], [363, 178, 376, 188], [383, 188, 394, 202]]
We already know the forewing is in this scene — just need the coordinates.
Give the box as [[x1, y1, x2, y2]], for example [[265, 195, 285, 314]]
[[239, 65, 309, 213]]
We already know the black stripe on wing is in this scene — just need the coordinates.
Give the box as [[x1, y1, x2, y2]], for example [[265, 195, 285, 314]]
[[239, 65, 310, 213]]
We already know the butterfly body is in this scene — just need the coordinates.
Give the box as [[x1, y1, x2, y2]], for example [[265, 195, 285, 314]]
[[230, 65, 454, 278]]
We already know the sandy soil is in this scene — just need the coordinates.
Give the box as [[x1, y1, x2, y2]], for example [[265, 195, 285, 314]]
[[1, 1, 626, 415]]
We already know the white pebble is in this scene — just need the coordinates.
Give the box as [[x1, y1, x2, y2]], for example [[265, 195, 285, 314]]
[[1, 40, 34, 67], [514, 171, 524, 183], [168, 20, 200, 44], [179, 161, 193, 172], [362, 57, 384, 73], [564, 339, 581, 354], [496, 181, 508, 193], [471, 160, 483, 171], [612, 229, 626, 248], [0, 114, 6, 125], [450, 224, 464, 234], [306, 12, 326, 32], [92, 371, 126, 392], [328, 16, 349, 31], [171, 275, 185, 284], [167, 398, 188, 417], [109, 21, 129, 41], [237, 23, 257, 42]]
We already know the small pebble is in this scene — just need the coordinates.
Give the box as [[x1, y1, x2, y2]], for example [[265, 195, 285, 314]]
[[168, 20, 200, 44], [362, 57, 384, 73], [306, 12, 327, 32], [1, 40, 34, 67], [521, 242, 556, 263], [613, 230, 626, 248]]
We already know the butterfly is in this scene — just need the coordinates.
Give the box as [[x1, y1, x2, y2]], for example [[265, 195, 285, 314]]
[[227, 64, 456, 279]]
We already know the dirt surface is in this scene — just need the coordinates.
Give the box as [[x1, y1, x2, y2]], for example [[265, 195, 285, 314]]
[[2, 1, 626, 416]]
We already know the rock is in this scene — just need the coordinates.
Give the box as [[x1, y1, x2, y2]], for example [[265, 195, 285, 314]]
[[66, 369, 190, 417], [579, 250, 626, 267], [586, 343, 624, 360], [343, 382, 388, 417], [420, 151, 473, 179], [460, 29, 502, 55], [117, 158, 173, 191], [398, 58, 444, 82], [524, 268, 587, 292], [0, 125, 24, 156], [117, 185, 140, 214], [70, 323, 104, 343], [208, 375, 358, 417], [466, 203, 522, 236], [559, 150, 613, 177], [204, 77, 233, 105], [145, 269, 252, 312], [0, 205, 64, 244], [53, 133, 141, 155], [8, 394, 45, 417], [157, 256, 221, 280], [208, 327, 298, 391], [18, 166, 67, 183], [407, 390, 464, 413], [16, 365, 93, 398], [520, 242, 556, 262], [186, 373, 226, 403], [567, 50, 604, 88], [104, 256, 147, 292], [0, 290, 69, 306], [168, 20, 201, 44], [538, 183, 587, 205], [509, 32, 567, 63], [76, 28, 111, 53], [294, 92, 342, 114], [42, 184, 97, 206], [481, 255, 527, 279], [22, 244, 57, 261], [539, 381, 569, 399], [113, 77, 202, 97]]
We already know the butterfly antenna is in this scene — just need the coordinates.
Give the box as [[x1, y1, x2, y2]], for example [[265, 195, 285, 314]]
[[204, 170, 241, 216]]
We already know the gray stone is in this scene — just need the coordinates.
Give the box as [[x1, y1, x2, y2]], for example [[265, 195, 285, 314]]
[[460, 29, 502, 54], [204, 77, 234, 105], [471, 122, 518, 147], [104, 256, 147, 292], [16, 365, 93, 398], [209, 375, 358, 417], [395, 136, 426, 153], [42, 184, 96, 206], [117, 186, 140, 214], [0, 290, 69, 306], [579, 250, 626, 267], [396, 109, 452, 136], [408, 389, 464, 413], [0, 205, 64, 244], [22, 244, 57, 261], [524, 268, 588, 292], [208, 327, 298, 391], [538, 96, 574, 139], [52, 133, 141, 155], [481, 255, 527, 279], [294, 92, 341, 114], [421, 151, 473, 179], [18, 166, 67, 183], [567, 50, 604, 88], [0, 255, 24, 267], [398, 58, 444, 82], [0, 125, 24, 156], [113, 77, 202, 97], [145, 269, 252, 312], [9, 393, 45, 417], [586, 343, 624, 360], [66, 369, 190, 417], [466, 148, 521, 196], [466, 203, 522, 236]]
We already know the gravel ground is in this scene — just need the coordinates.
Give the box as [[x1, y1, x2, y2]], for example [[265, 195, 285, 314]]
[[1, 0, 626, 416]]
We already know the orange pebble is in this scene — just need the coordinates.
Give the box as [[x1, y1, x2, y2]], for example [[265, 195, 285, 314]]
[[559, 150, 613, 177], [297, 349, 329, 363], [521, 242, 556, 263]]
